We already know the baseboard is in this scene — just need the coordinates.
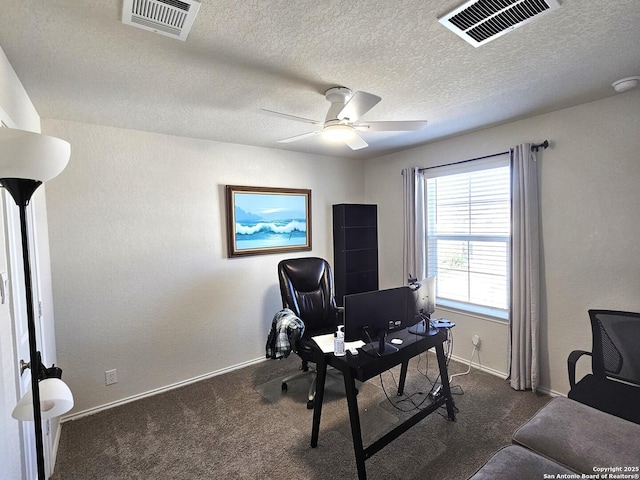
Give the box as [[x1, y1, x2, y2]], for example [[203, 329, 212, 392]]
[[534, 385, 563, 398], [60, 352, 565, 424], [448, 352, 508, 380], [447, 352, 565, 397], [61, 356, 266, 423]]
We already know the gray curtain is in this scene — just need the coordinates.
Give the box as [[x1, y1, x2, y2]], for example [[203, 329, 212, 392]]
[[402, 167, 426, 283], [508, 144, 541, 391]]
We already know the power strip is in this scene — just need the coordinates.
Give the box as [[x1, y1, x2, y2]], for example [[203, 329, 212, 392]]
[[428, 385, 443, 402]]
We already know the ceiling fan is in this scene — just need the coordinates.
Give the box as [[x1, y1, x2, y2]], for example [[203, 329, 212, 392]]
[[262, 87, 428, 150]]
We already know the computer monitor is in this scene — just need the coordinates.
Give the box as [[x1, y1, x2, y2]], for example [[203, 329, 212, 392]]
[[343, 286, 410, 356], [407, 276, 438, 336]]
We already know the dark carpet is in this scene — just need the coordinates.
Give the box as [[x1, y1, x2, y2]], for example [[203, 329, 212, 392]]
[[52, 352, 550, 479]]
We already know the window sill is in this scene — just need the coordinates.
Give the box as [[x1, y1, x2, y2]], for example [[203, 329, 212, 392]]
[[436, 299, 508, 323]]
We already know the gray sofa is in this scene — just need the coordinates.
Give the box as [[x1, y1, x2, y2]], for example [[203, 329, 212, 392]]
[[469, 396, 640, 479]]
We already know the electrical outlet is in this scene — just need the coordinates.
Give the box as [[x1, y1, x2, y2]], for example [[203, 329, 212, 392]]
[[105, 369, 118, 385], [472, 335, 481, 348]]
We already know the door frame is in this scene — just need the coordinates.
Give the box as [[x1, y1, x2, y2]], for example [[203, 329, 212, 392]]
[[1, 113, 54, 479]]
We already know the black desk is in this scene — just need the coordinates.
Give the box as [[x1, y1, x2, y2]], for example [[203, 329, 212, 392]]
[[310, 327, 456, 480]]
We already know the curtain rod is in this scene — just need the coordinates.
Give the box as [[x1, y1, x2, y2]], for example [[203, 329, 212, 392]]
[[418, 140, 549, 172], [532, 140, 549, 151]]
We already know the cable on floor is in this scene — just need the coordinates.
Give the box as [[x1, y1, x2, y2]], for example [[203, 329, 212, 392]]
[[449, 344, 479, 384]]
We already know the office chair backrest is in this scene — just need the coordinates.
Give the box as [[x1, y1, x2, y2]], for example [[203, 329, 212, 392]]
[[278, 257, 337, 335], [588, 309, 640, 385]]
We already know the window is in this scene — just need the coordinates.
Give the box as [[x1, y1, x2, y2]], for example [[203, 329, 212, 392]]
[[425, 155, 510, 319]]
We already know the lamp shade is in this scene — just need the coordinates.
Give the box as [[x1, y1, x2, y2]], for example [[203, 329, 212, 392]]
[[12, 378, 74, 421], [0, 128, 70, 181]]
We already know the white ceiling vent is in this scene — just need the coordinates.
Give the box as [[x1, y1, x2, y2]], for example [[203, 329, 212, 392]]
[[122, 0, 201, 41], [438, 0, 561, 47]]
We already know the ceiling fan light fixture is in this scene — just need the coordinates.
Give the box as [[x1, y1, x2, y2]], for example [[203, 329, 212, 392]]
[[322, 124, 356, 142], [266, 86, 428, 150], [612, 76, 640, 93]]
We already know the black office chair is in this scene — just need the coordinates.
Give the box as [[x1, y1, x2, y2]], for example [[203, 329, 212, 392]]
[[278, 257, 340, 409], [567, 309, 640, 424]]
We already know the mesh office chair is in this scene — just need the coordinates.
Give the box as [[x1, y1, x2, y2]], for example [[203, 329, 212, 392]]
[[278, 257, 340, 409], [568, 309, 640, 424]]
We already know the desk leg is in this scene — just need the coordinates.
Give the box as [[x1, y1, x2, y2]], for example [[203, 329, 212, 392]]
[[343, 370, 367, 480], [397, 360, 409, 396], [311, 355, 327, 448], [435, 342, 456, 421]]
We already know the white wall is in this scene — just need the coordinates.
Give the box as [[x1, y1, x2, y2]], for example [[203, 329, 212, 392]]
[[0, 49, 40, 133], [364, 90, 640, 395], [42, 91, 640, 415], [42, 119, 364, 415], [15, 55, 637, 417]]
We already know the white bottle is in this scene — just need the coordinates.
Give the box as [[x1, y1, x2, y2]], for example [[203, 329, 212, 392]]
[[334, 325, 346, 356]]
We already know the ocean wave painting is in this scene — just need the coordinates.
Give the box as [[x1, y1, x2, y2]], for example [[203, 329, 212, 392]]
[[234, 219, 308, 249], [227, 186, 311, 256]]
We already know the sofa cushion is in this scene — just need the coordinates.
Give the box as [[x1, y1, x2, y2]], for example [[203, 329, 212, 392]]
[[467, 445, 576, 480], [513, 396, 640, 474]]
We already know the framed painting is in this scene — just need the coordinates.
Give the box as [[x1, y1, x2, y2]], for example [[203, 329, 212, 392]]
[[225, 185, 312, 257]]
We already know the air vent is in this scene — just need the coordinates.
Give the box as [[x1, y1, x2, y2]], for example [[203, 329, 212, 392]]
[[438, 0, 561, 47], [122, 0, 201, 41]]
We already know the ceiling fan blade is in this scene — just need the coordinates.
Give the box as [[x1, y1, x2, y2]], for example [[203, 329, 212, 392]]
[[277, 131, 321, 143], [337, 91, 381, 122], [344, 133, 369, 150], [261, 109, 323, 126], [355, 120, 428, 132]]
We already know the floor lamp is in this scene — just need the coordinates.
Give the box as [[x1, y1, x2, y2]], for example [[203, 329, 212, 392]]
[[0, 128, 73, 480]]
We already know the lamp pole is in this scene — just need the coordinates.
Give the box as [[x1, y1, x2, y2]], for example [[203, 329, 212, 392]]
[[0, 128, 71, 480], [2, 178, 47, 480]]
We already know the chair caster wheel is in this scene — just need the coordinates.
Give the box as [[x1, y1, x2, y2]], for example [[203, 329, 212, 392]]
[[307, 400, 314, 409], [281, 382, 288, 392]]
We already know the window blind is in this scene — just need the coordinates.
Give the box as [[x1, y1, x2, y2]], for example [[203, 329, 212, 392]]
[[425, 155, 510, 318]]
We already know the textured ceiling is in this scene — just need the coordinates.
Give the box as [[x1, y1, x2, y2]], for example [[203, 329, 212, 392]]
[[0, 0, 639, 159]]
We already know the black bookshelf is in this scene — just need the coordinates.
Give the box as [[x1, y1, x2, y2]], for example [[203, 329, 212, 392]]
[[333, 204, 378, 306]]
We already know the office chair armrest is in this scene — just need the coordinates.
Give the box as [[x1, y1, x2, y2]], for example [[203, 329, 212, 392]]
[[567, 350, 591, 388]]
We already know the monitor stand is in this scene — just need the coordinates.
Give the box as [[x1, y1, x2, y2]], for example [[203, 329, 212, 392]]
[[361, 331, 399, 357], [408, 318, 439, 336]]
